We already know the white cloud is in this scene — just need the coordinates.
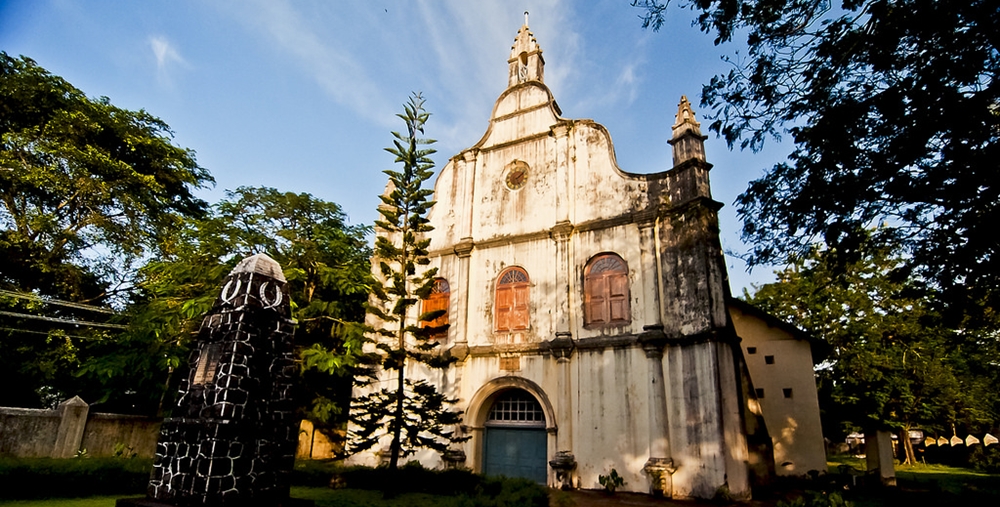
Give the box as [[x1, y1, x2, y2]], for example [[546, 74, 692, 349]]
[[407, 0, 580, 151], [615, 62, 639, 105], [215, 0, 584, 150], [149, 35, 188, 85], [227, 0, 397, 127]]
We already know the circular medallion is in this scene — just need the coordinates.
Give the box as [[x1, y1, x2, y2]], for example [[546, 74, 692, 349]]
[[504, 161, 529, 190]]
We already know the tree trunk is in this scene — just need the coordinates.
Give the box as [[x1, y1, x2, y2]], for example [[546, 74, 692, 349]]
[[388, 329, 406, 470], [156, 367, 174, 418], [898, 426, 916, 465]]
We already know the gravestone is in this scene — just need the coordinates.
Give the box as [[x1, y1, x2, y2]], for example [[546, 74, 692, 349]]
[[118, 253, 309, 507]]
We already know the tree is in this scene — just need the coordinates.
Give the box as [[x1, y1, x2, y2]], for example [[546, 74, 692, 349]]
[[632, 1, 1000, 313], [80, 187, 373, 416], [0, 52, 213, 408], [745, 242, 1000, 464], [349, 93, 466, 469]]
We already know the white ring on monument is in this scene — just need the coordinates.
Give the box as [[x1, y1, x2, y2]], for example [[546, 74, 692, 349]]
[[221, 279, 242, 303], [259, 281, 283, 309]]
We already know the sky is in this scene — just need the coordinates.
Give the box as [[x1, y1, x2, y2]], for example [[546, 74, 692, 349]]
[[0, 0, 790, 293]]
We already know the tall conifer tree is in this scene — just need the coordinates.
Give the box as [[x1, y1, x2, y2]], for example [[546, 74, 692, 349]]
[[350, 93, 465, 469]]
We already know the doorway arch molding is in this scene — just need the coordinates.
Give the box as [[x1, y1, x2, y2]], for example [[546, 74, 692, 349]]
[[467, 376, 557, 430], [465, 375, 558, 480]]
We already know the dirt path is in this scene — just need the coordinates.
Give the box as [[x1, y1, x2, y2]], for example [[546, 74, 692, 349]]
[[549, 489, 775, 507]]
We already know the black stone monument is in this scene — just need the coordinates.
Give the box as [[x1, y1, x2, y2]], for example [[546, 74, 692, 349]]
[[118, 253, 309, 507]]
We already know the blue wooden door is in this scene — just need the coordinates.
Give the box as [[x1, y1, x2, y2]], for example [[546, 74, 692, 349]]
[[484, 427, 547, 483]]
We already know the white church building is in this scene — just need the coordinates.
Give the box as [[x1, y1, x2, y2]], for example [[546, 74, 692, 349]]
[[351, 20, 826, 500]]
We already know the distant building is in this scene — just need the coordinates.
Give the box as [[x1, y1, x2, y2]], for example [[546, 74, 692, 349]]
[[351, 19, 825, 499], [729, 299, 827, 476]]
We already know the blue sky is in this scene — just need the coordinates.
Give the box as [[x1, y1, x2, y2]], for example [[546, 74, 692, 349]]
[[0, 0, 788, 293]]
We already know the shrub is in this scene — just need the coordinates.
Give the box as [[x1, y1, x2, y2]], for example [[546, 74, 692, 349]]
[[968, 445, 1000, 474], [0, 458, 151, 499], [777, 490, 853, 507], [301, 462, 548, 507], [598, 468, 624, 494]]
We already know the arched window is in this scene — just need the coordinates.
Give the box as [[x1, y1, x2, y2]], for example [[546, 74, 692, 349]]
[[421, 278, 450, 338], [495, 267, 530, 332], [487, 390, 545, 427], [583, 253, 630, 327]]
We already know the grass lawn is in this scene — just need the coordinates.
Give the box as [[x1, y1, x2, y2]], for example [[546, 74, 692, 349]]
[[894, 462, 1000, 496], [0, 497, 120, 507], [827, 455, 1000, 506], [0, 487, 473, 507]]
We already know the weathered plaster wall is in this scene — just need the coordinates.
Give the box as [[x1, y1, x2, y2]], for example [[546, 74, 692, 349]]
[[570, 347, 652, 490], [730, 303, 827, 475]]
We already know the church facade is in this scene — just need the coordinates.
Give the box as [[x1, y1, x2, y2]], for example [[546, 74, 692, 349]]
[[351, 21, 825, 500]]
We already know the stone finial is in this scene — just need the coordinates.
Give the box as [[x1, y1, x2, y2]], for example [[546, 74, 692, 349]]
[[510, 17, 538, 57], [231, 252, 286, 282], [668, 95, 707, 167], [672, 96, 702, 138]]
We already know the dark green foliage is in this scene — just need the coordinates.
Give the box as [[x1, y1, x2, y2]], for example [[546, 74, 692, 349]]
[[80, 187, 372, 417], [0, 52, 213, 410], [0, 53, 213, 295], [0, 458, 151, 499], [350, 93, 466, 468], [633, 1, 1000, 315], [968, 445, 1000, 474], [350, 379, 465, 457], [293, 488, 468, 507], [778, 490, 852, 507], [598, 468, 625, 494], [320, 464, 547, 507], [746, 243, 1000, 452], [292, 479, 547, 507]]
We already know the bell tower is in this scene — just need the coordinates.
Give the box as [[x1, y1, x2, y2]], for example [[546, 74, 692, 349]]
[[507, 12, 544, 87]]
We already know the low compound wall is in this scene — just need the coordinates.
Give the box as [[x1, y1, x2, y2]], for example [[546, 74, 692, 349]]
[[0, 406, 64, 457], [0, 397, 160, 458], [1, 397, 340, 460]]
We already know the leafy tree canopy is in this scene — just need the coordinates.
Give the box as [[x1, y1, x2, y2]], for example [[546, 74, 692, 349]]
[[633, 1, 1000, 312], [745, 242, 1000, 456], [0, 53, 212, 409], [77, 187, 373, 416], [0, 52, 213, 300]]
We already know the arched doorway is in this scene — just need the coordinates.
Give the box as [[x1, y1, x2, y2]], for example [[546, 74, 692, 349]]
[[483, 390, 548, 483]]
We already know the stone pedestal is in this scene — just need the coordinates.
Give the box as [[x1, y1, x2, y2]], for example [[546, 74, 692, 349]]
[[549, 450, 577, 490], [643, 457, 676, 497], [442, 449, 467, 469]]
